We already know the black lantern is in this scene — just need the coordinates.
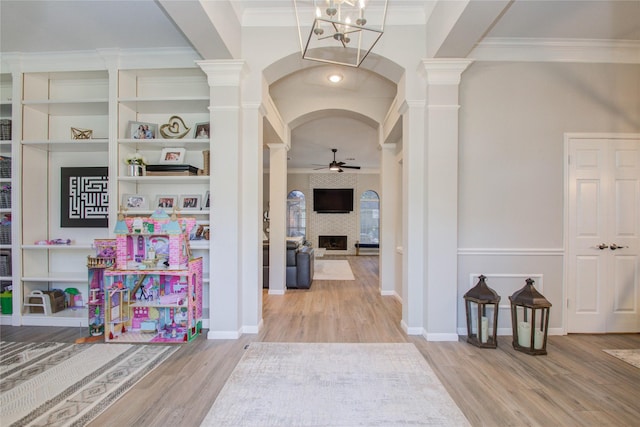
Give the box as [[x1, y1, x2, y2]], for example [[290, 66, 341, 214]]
[[464, 275, 500, 348], [509, 278, 552, 355]]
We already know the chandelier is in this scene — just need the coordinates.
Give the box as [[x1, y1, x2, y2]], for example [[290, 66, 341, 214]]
[[294, 0, 388, 68]]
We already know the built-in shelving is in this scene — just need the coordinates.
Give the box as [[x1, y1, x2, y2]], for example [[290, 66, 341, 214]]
[[5, 63, 213, 328]]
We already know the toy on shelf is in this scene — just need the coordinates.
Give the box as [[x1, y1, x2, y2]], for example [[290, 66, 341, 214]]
[[104, 208, 202, 343]]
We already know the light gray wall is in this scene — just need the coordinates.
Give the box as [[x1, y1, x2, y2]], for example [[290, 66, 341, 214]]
[[457, 61, 640, 333]]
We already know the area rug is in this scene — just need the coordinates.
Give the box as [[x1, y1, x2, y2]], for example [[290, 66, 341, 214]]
[[0, 341, 178, 427], [314, 259, 355, 281], [603, 349, 640, 369], [200, 342, 470, 426]]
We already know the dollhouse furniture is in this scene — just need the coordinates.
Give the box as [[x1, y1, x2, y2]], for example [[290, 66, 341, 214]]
[[103, 209, 203, 343]]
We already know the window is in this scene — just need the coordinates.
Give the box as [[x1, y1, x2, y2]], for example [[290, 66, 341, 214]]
[[287, 190, 306, 238], [360, 190, 379, 244]]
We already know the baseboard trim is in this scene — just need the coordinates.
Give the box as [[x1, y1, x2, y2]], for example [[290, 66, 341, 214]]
[[424, 332, 460, 342], [207, 330, 241, 340]]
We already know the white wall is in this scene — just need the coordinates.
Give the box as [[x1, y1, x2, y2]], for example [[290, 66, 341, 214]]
[[457, 61, 640, 332]]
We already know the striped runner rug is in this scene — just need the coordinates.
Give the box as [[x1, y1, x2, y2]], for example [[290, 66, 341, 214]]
[[0, 341, 178, 427]]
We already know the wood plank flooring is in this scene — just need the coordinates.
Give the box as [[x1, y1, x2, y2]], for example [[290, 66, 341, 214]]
[[2, 255, 639, 426]]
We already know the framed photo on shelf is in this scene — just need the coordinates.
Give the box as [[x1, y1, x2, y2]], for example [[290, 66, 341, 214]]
[[128, 121, 158, 140], [122, 194, 149, 210], [179, 194, 201, 210], [154, 195, 178, 209], [159, 147, 186, 164], [189, 222, 210, 241], [194, 122, 210, 139], [203, 190, 210, 209]]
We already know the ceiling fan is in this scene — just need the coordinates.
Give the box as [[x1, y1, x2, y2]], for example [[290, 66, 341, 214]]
[[313, 149, 361, 173]]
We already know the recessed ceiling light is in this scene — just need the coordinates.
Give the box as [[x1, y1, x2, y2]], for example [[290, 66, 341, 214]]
[[328, 74, 343, 83]]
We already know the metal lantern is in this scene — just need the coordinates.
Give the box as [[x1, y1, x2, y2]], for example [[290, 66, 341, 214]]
[[464, 275, 500, 348], [509, 278, 552, 355]]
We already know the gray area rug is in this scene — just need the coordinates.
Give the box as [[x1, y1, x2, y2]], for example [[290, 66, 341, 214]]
[[0, 341, 178, 426], [603, 349, 640, 368], [201, 342, 470, 426]]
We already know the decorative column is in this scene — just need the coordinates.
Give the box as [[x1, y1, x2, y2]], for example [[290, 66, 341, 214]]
[[400, 100, 426, 334], [198, 60, 245, 339], [379, 142, 398, 295], [422, 59, 472, 340], [267, 142, 289, 295]]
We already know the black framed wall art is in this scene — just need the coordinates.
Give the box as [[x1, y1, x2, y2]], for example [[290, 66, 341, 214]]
[[60, 167, 109, 228]]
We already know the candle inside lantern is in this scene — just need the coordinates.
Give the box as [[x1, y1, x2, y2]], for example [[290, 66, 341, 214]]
[[517, 321, 531, 347], [481, 316, 488, 343], [534, 329, 544, 349]]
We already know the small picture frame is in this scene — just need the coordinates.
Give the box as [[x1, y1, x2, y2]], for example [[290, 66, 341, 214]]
[[179, 194, 201, 210], [203, 191, 210, 209], [122, 194, 149, 210], [194, 122, 210, 139], [154, 195, 178, 209], [159, 147, 186, 164], [128, 121, 158, 140], [189, 222, 210, 241]]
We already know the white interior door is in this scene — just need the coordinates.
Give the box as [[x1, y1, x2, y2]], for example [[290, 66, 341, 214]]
[[567, 136, 640, 333]]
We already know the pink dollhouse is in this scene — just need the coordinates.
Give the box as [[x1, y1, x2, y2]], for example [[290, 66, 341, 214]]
[[104, 208, 203, 343]]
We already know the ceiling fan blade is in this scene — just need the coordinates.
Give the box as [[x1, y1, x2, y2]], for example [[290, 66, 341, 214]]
[[336, 161, 346, 166], [338, 168, 344, 173], [341, 165, 361, 169]]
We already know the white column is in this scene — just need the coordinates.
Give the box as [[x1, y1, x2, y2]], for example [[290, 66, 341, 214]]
[[422, 59, 472, 341], [198, 60, 245, 339], [267, 143, 288, 295], [379, 142, 398, 295], [400, 100, 426, 335], [240, 102, 263, 333]]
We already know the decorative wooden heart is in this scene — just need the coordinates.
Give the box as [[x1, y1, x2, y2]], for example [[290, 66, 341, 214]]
[[160, 116, 191, 139]]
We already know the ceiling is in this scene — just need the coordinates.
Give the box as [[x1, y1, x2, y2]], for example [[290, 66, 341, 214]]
[[1, 0, 638, 171]]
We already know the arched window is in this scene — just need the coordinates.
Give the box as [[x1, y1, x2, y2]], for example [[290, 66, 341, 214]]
[[359, 190, 379, 244], [287, 190, 306, 238]]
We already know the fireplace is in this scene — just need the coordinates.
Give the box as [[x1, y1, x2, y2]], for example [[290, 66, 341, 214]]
[[319, 235, 348, 251]]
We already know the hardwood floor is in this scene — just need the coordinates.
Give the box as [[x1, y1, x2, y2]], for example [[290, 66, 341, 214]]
[[2, 255, 639, 426]]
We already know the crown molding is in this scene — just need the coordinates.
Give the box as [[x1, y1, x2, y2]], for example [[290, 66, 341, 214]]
[[470, 37, 640, 64]]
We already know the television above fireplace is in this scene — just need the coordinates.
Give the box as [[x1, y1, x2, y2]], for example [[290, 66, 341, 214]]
[[313, 188, 354, 213]]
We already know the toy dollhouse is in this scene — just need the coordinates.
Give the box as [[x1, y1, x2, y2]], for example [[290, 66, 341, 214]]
[[103, 208, 203, 343], [86, 239, 117, 338]]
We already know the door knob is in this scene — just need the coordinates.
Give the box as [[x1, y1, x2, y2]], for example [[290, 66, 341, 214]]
[[610, 244, 628, 250], [598, 243, 609, 250]]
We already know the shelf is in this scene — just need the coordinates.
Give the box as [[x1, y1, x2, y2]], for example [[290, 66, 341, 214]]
[[21, 139, 108, 152], [23, 99, 109, 115], [118, 176, 210, 184], [21, 308, 88, 327], [119, 138, 210, 150], [189, 241, 210, 250], [118, 97, 209, 114], [22, 244, 93, 250], [122, 209, 210, 216], [22, 271, 88, 282]]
